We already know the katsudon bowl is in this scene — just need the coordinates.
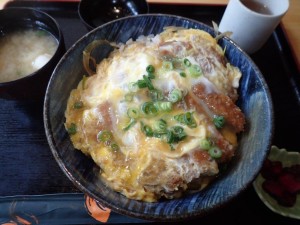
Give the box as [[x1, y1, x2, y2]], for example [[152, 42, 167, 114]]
[[44, 14, 273, 221]]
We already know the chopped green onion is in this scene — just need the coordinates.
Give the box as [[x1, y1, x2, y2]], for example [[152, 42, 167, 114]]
[[149, 89, 163, 101], [110, 142, 120, 151], [174, 112, 197, 128], [127, 108, 140, 119], [200, 138, 212, 150], [183, 112, 197, 127], [164, 126, 187, 145], [163, 61, 174, 70], [73, 101, 84, 109], [133, 66, 156, 91], [213, 115, 225, 129], [153, 132, 163, 138], [166, 130, 175, 144], [169, 89, 183, 103], [128, 82, 139, 92], [187, 64, 202, 78], [171, 126, 184, 135], [143, 75, 154, 90], [183, 58, 191, 67], [136, 79, 147, 88], [176, 133, 187, 142], [67, 123, 77, 135], [82, 75, 87, 90], [140, 122, 153, 137], [123, 119, 137, 131], [179, 71, 186, 77], [146, 65, 155, 74], [153, 101, 172, 112], [166, 126, 187, 144], [154, 119, 167, 134], [97, 130, 112, 142], [124, 93, 133, 102], [171, 126, 187, 141], [141, 102, 158, 116], [208, 147, 223, 159], [148, 73, 155, 79]]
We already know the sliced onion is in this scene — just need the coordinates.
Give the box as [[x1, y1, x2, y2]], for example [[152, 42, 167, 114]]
[[212, 21, 233, 41], [82, 40, 119, 76]]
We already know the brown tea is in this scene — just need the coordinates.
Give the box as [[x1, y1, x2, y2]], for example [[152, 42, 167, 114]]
[[241, 0, 273, 15]]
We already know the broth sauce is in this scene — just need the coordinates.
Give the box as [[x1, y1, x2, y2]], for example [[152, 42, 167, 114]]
[[241, 0, 273, 15], [0, 28, 58, 82]]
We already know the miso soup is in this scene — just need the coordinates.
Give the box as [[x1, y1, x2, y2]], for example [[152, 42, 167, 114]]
[[0, 28, 58, 82]]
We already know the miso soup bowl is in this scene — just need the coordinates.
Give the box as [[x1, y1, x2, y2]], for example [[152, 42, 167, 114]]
[[44, 15, 274, 221], [0, 7, 65, 100]]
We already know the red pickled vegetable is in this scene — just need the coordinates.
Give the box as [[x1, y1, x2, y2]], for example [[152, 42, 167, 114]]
[[261, 159, 283, 180], [278, 173, 300, 194], [260, 158, 300, 207], [262, 180, 284, 198]]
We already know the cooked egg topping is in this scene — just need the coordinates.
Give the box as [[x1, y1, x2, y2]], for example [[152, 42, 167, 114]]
[[65, 28, 245, 202]]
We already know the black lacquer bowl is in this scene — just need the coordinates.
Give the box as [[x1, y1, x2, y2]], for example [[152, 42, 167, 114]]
[[78, 0, 149, 30], [44, 14, 274, 221]]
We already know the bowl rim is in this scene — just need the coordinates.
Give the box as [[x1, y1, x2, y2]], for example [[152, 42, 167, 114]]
[[44, 13, 274, 221], [0, 7, 64, 86]]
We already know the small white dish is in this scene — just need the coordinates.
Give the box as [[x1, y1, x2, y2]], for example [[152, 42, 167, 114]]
[[253, 145, 300, 219]]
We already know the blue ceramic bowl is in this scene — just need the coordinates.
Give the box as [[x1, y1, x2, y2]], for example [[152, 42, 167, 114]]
[[44, 14, 274, 221]]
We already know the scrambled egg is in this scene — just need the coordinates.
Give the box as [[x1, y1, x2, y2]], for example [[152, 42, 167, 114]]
[[65, 28, 245, 202]]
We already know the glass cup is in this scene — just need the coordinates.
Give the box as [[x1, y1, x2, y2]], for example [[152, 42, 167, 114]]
[[219, 0, 289, 54]]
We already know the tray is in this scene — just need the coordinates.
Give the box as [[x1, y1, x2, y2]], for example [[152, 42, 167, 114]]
[[1, 1, 300, 224]]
